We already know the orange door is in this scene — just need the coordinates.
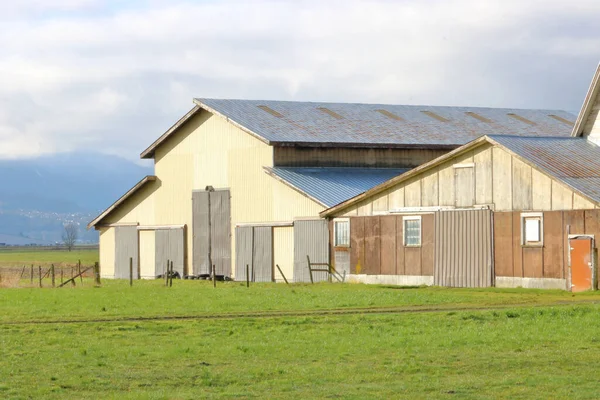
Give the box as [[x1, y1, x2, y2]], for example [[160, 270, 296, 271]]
[[570, 238, 593, 292]]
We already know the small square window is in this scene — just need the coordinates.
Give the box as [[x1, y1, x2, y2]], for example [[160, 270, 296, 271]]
[[521, 213, 543, 246], [403, 216, 421, 247], [334, 219, 350, 247]]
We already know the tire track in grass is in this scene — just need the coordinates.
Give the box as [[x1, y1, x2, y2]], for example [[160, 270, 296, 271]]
[[2, 299, 600, 326]]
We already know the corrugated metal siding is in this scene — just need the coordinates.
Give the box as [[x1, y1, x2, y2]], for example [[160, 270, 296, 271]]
[[192, 189, 231, 277], [235, 226, 253, 281], [155, 229, 185, 276], [434, 209, 493, 287], [197, 98, 574, 146], [210, 190, 232, 277], [273, 226, 294, 282], [252, 226, 273, 282], [294, 219, 329, 282], [114, 226, 139, 279], [234, 226, 273, 282], [192, 191, 210, 275]]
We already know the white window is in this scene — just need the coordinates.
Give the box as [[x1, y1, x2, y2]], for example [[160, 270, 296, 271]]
[[334, 218, 350, 247], [521, 213, 543, 246], [403, 216, 421, 247]]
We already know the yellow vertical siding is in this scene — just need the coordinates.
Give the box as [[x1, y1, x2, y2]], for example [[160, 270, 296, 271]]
[[273, 226, 294, 282], [102, 182, 156, 225], [139, 230, 155, 278], [99, 227, 115, 278]]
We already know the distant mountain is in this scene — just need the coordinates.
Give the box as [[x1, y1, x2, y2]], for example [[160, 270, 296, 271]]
[[0, 152, 153, 244]]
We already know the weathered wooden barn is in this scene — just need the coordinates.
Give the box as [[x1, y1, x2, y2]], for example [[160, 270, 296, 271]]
[[322, 134, 600, 291], [88, 98, 574, 282], [321, 64, 600, 291]]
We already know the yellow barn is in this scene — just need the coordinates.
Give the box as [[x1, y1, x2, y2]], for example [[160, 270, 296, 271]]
[[88, 98, 574, 282]]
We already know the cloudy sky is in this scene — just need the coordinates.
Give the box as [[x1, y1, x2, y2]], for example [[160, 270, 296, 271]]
[[1, 0, 599, 161]]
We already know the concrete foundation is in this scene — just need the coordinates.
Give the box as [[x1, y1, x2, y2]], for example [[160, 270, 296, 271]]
[[495, 276, 567, 290], [347, 274, 433, 286]]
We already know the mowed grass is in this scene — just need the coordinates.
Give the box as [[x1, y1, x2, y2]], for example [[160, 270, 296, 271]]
[[2, 281, 600, 398], [0, 247, 98, 268]]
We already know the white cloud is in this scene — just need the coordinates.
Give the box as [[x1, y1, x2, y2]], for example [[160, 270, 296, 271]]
[[0, 0, 599, 159]]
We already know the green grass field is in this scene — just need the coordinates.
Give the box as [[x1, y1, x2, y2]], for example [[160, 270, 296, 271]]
[[1, 281, 600, 398], [0, 246, 98, 268]]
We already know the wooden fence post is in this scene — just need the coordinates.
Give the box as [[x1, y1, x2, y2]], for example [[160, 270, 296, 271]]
[[129, 257, 133, 287], [165, 259, 169, 287], [94, 262, 101, 286], [51, 264, 55, 288], [38, 266, 42, 288], [169, 261, 174, 287], [246, 264, 249, 288], [276, 264, 289, 285], [78, 260, 83, 285], [213, 265, 216, 288], [60, 268, 64, 285], [71, 266, 75, 287]]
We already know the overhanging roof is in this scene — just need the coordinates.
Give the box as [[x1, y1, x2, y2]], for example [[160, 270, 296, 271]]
[[265, 167, 408, 207], [87, 175, 157, 229], [321, 135, 600, 217]]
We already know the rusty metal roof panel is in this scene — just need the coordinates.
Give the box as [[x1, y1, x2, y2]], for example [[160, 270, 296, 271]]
[[489, 135, 600, 204], [195, 98, 575, 147], [265, 167, 408, 207]]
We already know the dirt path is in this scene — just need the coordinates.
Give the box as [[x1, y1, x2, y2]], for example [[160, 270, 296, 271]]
[[2, 299, 599, 326]]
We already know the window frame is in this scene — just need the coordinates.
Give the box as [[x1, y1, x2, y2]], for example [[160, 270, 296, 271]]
[[521, 212, 544, 247], [333, 218, 350, 248], [403, 215, 422, 247]]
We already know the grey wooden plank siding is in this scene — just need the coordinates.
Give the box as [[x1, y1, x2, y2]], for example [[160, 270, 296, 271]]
[[235, 226, 253, 281], [114, 226, 139, 279], [192, 191, 210, 275], [155, 229, 185, 276], [192, 189, 231, 276], [294, 220, 329, 282], [210, 190, 232, 277], [234, 226, 273, 282], [434, 209, 493, 287]]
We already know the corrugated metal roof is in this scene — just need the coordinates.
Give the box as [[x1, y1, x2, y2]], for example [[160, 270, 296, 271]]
[[265, 167, 408, 207], [196, 98, 575, 147], [489, 135, 600, 204]]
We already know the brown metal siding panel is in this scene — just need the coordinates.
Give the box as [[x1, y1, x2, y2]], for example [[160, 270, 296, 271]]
[[379, 216, 396, 275], [493, 213, 513, 276], [192, 191, 210, 275], [584, 209, 600, 239], [114, 226, 139, 279], [350, 217, 365, 274], [396, 216, 405, 275], [404, 248, 422, 276], [522, 247, 543, 278], [543, 211, 563, 279], [363, 216, 381, 274], [421, 214, 434, 276], [293, 219, 329, 282], [512, 212, 523, 278], [235, 226, 253, 280]]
